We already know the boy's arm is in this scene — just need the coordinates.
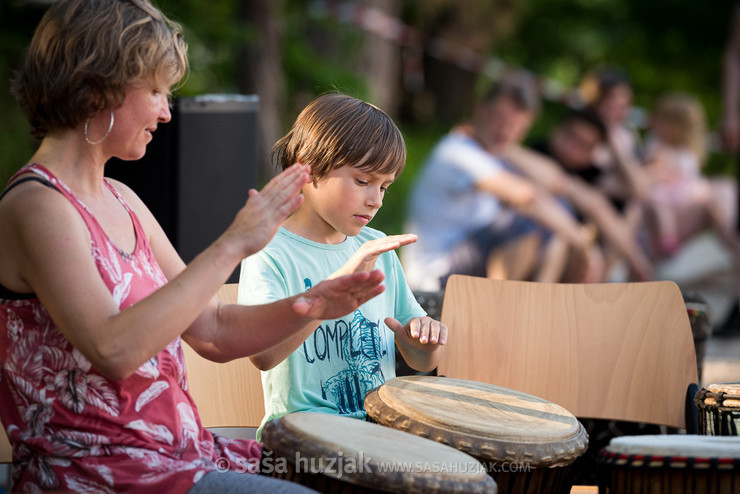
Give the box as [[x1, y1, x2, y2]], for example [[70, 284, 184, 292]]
[[386, 316, 446, 373], [497, 144, 571, 196]]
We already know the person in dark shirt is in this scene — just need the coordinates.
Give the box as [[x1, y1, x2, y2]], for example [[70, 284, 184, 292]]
[[531, 109, 607, 189]]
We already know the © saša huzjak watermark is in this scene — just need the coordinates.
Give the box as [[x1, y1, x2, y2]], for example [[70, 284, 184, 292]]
[[215, 450, 531, 478]]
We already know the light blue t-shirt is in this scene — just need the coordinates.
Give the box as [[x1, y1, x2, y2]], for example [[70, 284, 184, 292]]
[[238, 226, 425, 440]]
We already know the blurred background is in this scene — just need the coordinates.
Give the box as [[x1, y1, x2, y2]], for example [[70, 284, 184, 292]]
[[1, 0, 734, 237]]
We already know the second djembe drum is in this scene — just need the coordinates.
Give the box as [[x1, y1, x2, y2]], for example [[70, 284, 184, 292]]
[[364, 376, 588, 494]]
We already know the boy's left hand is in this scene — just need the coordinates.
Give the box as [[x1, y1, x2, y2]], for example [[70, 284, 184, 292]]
[[385, 316, 447, 350]]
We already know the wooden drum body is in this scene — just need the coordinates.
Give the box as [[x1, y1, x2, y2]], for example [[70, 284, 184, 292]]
[[261, 412, 497, 493], [695, 383, 740, 436], [364, 376, 588, 494], [597, 435, 740, 494]]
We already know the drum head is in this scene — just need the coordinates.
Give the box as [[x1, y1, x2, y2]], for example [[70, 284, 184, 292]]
[[605, 434, 740, 459], [262, 412, 497, 494], [364, 376, 588, 467]]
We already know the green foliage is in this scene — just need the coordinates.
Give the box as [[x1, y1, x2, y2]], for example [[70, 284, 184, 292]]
[[0, 3, 45, 185], [371, 122, 449, 236], [1, 0, 736, 189], [492, 0, 734, 175]]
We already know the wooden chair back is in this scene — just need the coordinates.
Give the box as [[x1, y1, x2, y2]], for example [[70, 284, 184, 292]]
[[438, 275, 698, 429], [182, 283, 265, 428], [0, 420, 9, 463]]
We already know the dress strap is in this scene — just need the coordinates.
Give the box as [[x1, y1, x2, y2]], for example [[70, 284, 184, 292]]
[[0, 175, 56, 203]]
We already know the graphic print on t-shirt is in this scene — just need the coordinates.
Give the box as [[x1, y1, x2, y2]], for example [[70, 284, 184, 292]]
[[300, 277, 388, 414]]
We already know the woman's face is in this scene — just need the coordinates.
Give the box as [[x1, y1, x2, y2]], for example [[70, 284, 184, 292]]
[[596, 84, 632, 127], [107, 79, 172, 161]]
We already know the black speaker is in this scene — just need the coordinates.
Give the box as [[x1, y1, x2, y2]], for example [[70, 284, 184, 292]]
[[106, 94, 259, 282]]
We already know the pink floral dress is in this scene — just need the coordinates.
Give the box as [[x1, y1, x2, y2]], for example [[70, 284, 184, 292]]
[[0, 164, 261, 493]]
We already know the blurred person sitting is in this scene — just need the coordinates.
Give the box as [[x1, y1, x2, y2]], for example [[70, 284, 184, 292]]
[[510, 108, 654, 280], [580, 67, 651, 217], [643, 92, 737, 258], [402, 75, 602, 292]]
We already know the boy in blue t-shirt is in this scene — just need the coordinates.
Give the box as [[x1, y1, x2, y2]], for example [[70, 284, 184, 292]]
[[238, 93, 447, 439]]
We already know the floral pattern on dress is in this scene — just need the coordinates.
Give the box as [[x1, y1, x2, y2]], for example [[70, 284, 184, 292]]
[[0, 164, 262, 494]]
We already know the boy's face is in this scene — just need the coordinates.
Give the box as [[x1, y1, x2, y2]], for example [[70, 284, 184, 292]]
[[301, 163, 395, 243]]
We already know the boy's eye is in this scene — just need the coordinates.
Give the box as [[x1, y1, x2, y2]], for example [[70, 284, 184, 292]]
[[356, 179, 368, 186]]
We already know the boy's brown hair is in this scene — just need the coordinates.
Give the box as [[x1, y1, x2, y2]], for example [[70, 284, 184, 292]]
[[273, 93, 406, 180]]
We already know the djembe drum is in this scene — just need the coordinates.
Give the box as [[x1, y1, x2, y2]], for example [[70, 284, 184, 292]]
[[364, 376, 588, 494], [597, 435, 740, 493], [260, 412, 497, 493], [695, 383, 740, 436]]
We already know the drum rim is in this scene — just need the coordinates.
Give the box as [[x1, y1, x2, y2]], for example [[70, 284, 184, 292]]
[[597, 449, 740, 469], [364, 376, 589, 468], [261, 413, 497, 494], [695, 386, 740, 410]]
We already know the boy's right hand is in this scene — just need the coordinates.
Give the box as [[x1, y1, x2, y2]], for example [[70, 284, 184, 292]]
[[328, 234, 417, 279]]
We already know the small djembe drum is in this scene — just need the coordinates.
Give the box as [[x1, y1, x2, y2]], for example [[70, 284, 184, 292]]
[[260, 412, 497, 493], [597, 434, 740, 493], [695, 383, 740, 436], [364, 376, 589, 494]]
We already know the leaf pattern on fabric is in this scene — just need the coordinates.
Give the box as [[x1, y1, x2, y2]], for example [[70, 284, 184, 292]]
[[124, 420, 174, 446], [135, 356, 160, 380], [26, 452, 61, 491], [8, 371, 48, 408], [177, 402, 199, 452], [21, 404, 53, 438], [90, 463, 114, 486], [116, 445, 210, 485], [52, 430, 111, 458], [112, 272, 133, 307], [65, 474, 117, 494], [167, 340, 188, 390], [85, 374, 120, 417], [6, 307, 23, 342], [135, 381, 169, 412], [54, 368, 88, 414]]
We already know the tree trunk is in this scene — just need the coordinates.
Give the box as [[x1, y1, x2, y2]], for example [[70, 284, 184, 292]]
[[238, 0, 284, 183], [357, 0, 402, 118]]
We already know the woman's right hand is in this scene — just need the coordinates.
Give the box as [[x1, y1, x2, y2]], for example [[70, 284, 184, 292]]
[[221, 163, 311, 259], [292, 270, 386, 321]]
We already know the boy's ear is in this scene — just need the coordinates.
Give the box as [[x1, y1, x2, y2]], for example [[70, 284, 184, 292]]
[[309, 171, 320, 188]]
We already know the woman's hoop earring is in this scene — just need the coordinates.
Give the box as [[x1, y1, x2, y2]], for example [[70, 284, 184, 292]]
[[84, 110, 114, 145]]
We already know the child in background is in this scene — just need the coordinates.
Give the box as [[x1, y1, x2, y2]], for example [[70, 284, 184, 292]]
[[238, 93, 447, 440], [644, 92, 714, 256]]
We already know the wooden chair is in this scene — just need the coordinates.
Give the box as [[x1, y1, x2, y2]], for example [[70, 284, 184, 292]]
[[182, 283, 265, 434], [0, 420, 9, 464], [438, 275, 698, 430]]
